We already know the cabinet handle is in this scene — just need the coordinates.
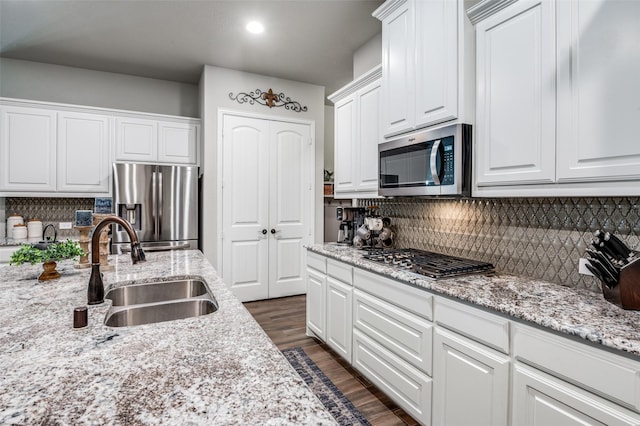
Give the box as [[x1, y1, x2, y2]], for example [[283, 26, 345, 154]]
[[261, 229, 267, 235]]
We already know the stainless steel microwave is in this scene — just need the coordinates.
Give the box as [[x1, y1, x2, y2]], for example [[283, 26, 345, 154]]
[[378, 123, 472, 197]]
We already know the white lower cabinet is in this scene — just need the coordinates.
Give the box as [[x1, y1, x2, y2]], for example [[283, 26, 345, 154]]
[[318, 259, 355, 361], [326, 276, 352, 361], [432, 327, 510, 426], [353, 328, 432, 425], [513, 363, 640, 426], [304, 251, 640, 425], [306, 258, 326, 341]]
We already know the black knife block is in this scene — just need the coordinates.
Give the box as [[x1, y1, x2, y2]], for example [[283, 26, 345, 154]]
[[601, 257, 640, 310]]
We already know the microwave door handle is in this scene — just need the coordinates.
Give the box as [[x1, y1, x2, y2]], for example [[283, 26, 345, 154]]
[[430, 139, 442, 185]]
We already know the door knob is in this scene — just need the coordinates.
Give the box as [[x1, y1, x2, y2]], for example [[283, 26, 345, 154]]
[[270, 228, 277, 234], [261, 229, 267, 235]]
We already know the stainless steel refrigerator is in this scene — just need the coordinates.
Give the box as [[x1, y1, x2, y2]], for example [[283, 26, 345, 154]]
[[111, 163, 198, 253]]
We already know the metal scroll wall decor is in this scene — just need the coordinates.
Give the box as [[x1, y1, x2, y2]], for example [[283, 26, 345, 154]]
[[229, 88, 308, 112]]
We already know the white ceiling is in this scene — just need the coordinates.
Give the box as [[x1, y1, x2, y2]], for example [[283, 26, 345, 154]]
[[0, 0, 384, 96]]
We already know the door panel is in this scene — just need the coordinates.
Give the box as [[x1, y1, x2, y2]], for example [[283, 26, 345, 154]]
[[269, 121, 310, 298], [222, 115, 270, 302]]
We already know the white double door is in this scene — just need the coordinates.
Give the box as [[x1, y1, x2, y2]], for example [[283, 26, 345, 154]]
[[222, 114, 313, 302]]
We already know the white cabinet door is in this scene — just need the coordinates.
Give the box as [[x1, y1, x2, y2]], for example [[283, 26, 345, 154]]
[[326, 277, 352, 361], [115, 116, 157, 162], [475, 0, 556, 186], [333, 95, 357, 195], [380, 0, 414, 137], [432, 327, 510, 426], [0, 106, 57, 192], [57, 111, 110, 193], [513, 364, 640, 426], [355, 79, 381, 193], [158, 121, 198, 164], [556, 0, 640, 183], [414, 0, 458, 128], [306, 267, 326, 341]]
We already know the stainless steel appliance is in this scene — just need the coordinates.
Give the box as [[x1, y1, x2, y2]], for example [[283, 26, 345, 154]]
[[112, 163, 198, 253], [363, 248, 494, 279], [336, 207, 366, 245], [378, 123, 472, 197]]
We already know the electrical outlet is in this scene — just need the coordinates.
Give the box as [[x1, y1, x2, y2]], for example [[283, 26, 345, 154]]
[[59, 222, 73, 230], [579, 258, 594, 276]]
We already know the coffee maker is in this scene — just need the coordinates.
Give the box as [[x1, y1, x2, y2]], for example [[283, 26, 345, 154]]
[[336, 207, 366, 245]]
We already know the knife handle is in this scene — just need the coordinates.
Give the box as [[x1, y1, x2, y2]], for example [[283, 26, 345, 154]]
[[605, 232, 633, 258]]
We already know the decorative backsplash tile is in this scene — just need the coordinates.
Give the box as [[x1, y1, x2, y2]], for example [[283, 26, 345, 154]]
[[359, 197, 640, 293], [6, 197, 94, 239]]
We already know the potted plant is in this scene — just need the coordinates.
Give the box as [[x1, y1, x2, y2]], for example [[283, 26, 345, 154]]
[[10, 240, 85, 281]]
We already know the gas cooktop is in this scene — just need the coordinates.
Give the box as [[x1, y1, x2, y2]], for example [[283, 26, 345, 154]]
[[362, 248, 495, 279]]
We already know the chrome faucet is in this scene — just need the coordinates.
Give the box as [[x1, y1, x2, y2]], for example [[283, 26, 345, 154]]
[[87, 216, 146, 305]]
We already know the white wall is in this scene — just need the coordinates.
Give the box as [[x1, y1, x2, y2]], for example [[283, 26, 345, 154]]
[[199, 65, 325, 268], [0, 58, 200, 117], [353, 32, 382, 79]]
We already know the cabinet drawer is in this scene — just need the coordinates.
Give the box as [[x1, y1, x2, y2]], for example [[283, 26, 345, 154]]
[[306, 251, 326, 274], [354, 289, 433, 375], [513, 363, 640, 425], [353, 329, 432, 425], [327, 258, 352, 285], [435, 296, 510, 354], [354, 268, 433, 320], [513, 323, 640, 412]]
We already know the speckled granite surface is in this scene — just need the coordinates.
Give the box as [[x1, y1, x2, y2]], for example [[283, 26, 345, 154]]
[[308, 243, 640, 359], [0, 250, 336, 425]]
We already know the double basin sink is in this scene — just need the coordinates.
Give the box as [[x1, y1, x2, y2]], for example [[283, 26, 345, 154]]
[[104, 278, 218, 327]]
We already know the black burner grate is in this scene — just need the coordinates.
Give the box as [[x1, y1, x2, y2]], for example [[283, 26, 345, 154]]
[[363, 248, 494, 279]]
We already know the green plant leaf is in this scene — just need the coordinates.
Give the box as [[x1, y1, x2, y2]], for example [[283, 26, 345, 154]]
[[10, 240, 85, 266]]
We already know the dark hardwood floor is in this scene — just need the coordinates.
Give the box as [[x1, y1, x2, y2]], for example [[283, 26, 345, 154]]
[[244, 295, 419, 426]]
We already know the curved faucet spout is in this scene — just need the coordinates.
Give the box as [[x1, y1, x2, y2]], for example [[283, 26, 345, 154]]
[[88, 216, 146, 305]]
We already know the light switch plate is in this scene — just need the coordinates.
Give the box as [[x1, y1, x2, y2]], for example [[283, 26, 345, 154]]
[[59, 222, 73, 230]]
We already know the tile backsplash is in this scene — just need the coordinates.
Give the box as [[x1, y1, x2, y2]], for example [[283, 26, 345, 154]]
[[359, 197, 640, 293], [6, 197, 94, 239]]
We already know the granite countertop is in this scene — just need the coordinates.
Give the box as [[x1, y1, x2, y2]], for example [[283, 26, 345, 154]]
[[0, 250, 336, 425], [308, 243, 640, 360]]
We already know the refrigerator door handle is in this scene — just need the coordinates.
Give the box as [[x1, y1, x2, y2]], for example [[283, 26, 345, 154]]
[[151, 170, 158, 239], [157, 169, 163, 238]]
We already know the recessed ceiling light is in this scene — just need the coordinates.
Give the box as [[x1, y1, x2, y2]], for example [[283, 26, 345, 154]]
[[246, 21, 264, 35]]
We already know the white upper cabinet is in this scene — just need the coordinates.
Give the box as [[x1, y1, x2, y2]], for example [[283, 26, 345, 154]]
[[0, 106, 57, 192], [380, 0, 414, 136], [158, 121, 198, 164], [116, 116, 199, 165], [355, 79, 382, 193], [0, 98, 200, 196], [333, 96, 357, 194], [472, 0, 640, 196], [556, 0, 640, 183], [115, 117, 158, 163], [328, 66, 382, 199], [57, 111, 110, 193], [475, 0, 556, 187], [374, 0, 473, 138]]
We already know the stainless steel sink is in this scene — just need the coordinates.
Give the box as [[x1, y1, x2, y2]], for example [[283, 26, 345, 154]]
[[103, 278, 218, 327], [105, 299, 218, 327], [105, 279, 209, 306]]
